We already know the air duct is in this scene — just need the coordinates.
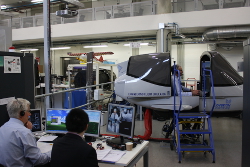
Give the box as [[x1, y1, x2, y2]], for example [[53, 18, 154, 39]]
[[203, 26, 250, 41]]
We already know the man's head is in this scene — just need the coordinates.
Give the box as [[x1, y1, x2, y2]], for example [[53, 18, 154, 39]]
[[66, 108, 89, 133], [171, 64, 183, 76], [7, 98, 31, 124], [123, 108, 127, 114], [113, 108, 117, 114]]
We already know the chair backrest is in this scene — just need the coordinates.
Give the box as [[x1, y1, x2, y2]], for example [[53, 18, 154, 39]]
[[186, 78, 197, 90]]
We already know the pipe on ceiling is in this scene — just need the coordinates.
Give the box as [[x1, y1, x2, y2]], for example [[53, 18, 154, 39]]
[[203, 26, 250, 41]]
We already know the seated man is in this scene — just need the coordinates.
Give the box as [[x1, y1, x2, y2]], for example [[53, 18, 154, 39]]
[[0, 98, 51, 167], [50, 108, 99, 167], [171, 64, 200, 96]]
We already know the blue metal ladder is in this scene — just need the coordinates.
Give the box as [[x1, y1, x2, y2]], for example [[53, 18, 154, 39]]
[[172, 62, 216, 163]]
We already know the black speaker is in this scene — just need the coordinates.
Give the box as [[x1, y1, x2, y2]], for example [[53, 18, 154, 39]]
[[20, 110, 25, 116]]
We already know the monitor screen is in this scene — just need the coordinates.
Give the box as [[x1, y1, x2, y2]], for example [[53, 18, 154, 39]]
[[84, 110, 101, 138], [29, 109, 42, 132], [46, 108, 70, 134], [107, 103, 135, 139], [45, 108, 101, 137]]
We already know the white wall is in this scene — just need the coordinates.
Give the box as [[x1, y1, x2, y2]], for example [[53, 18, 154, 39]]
[[213, 45, 244, 76], [120, 0, 132, 4], [92, 1, 105, 7], [183, 44, 208, 80], [104, 0, 119, 6]]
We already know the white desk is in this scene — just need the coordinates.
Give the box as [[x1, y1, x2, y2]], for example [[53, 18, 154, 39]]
[[93, 140, 149, 167], [37, 139, 149, 167]]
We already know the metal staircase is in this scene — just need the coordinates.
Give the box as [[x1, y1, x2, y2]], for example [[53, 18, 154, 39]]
[[172, 62, 216, 163]]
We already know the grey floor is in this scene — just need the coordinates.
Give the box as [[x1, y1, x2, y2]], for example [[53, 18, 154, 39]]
[[99, 116, 242, 167]]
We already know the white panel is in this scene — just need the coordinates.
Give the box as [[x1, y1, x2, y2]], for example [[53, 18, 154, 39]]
[[92, 1, 105, 7], [104, 0, 118, 6], [120, 0, 132, 4]]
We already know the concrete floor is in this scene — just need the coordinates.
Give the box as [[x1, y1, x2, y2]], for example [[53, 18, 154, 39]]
[[99, 116, 242, 167]]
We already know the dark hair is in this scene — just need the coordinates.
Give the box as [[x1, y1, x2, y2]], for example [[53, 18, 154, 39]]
[[66, 108, 89, 133], [171, 64, 180, 74]]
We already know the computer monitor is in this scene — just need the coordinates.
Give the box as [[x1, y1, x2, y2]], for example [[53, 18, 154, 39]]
[[84, 110, 101, 137], [45, 108, 70, 134], [106, 103, 136, 144], [45, 108, 101, 138], [29, 109, 42, 132]]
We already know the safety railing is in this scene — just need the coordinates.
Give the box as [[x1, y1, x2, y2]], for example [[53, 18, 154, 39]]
[[0, 0, 248, 29]]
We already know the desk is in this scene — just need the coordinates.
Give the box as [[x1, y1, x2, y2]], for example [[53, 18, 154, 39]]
[[37, 139, 149, 167]]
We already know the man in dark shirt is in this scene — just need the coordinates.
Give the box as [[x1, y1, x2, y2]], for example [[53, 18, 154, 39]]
[[50, 108, 99, 167]]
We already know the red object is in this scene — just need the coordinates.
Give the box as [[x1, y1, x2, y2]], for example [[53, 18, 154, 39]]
[[35, 57, 40, 63], [9, 46, 16, 52], [137, 109, 152, 140], [98, 56, 104, 62], [9, 46, 15, 49]]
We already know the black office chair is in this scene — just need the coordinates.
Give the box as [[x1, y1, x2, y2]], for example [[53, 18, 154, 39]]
[[0, 164, 5, 167]]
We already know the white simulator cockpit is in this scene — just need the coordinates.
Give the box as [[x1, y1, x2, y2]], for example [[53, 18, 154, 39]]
[[114, 51, 243, 114]]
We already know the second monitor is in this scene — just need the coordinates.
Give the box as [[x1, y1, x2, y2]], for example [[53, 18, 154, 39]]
[[107, 103, 136, 145]]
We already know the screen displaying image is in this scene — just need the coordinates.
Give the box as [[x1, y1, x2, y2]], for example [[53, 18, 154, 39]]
[[46, 109, 70, 133], [45, 109, 101, 136], [29, 109, 42, 132], [85, 110, 101, 137], [107, 103, 135, 138]]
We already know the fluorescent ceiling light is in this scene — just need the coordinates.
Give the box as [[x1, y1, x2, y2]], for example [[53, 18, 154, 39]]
[[31, 0, 43, 2], [50, 47, 71, 50], [20, 48, 39, 52], [123, 43, 149, 46], [83, 45, 108, 48], [1, 5, 7, 9]]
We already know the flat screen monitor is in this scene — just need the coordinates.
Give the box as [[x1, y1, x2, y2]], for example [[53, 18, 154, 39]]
[[106, 103, 135, 144], [84, 110, 101, 138], [45, 108, 70, 134], [29, 109, 42, 132], [45, 108, 101, 138]]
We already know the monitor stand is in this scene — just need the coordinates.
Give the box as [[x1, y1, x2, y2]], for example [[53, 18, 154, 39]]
[[84, 136, 96, 142], [109, 136, 130, 145]]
